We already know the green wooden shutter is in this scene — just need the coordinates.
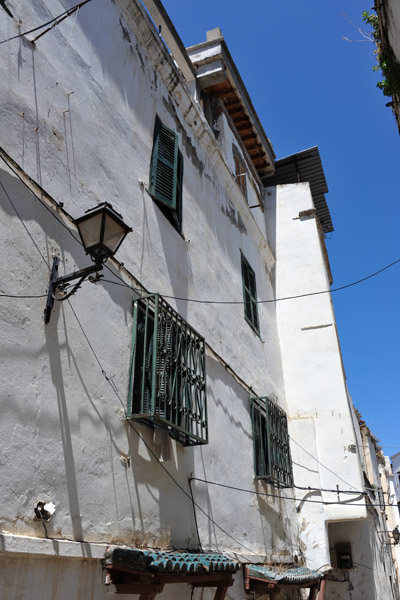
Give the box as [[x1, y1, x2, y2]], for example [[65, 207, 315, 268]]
[[241, 252, 260, 334], [150, 117, 179, 210]]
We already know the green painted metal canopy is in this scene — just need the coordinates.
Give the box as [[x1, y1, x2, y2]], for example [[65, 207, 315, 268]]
[[247, 564, 323, 585], [105, 547, 240, 574]]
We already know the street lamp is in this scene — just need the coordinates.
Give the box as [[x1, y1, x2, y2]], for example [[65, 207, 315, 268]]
[[44, 203, 132, 323]]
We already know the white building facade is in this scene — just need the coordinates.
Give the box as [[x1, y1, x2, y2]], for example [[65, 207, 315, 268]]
[[0, 1, 397, 599]]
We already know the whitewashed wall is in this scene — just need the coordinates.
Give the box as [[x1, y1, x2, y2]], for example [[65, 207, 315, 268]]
[[0, 1, 300, 598], [266, 182, 367, 572]]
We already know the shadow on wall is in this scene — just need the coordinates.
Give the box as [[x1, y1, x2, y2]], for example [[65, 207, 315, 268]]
[[264, 186, 277, 299], [125, 420, 198, 550], [0, 166, 134, 319]]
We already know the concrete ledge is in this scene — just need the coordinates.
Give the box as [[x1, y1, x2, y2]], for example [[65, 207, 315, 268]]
[[0, 533, 107, 559]]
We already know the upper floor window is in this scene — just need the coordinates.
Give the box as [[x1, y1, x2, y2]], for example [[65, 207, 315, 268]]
[[128, 294, 208, 446], [233, 147, 247, 200], [251, 396, 293, 487], [149, 116, 183, 231], [241, 251, 259, 335]]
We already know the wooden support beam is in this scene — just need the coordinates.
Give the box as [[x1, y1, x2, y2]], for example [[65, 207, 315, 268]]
[[245, 143, 262, 151], [241, 134, 258, 142], [158, 573, 232, 585], [232, 118, 251, 127], [218, 89, 236, 98], [236, 124, 252, 132], [113, 583, 164, 595], [214, 586, 229, 600], [223, 99, 241, 108], [227, 106, 245, 116]]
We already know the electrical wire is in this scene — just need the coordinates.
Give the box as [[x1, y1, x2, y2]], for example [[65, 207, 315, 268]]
[[66, 302, 256, 556], [0, 180, 50, 270], [99, 253, 400, 306], [0, 164, 394, 509], [0, 0, 93, 46], [1, 151, 397, 549], [189, 477, 390, 507], [0, 292, 49, 298], [1, 147, 400, 309], [289, 437, 361, 492]]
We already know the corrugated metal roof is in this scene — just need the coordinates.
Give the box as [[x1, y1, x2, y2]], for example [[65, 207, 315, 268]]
[[105, 548, 240, 574], [247, 564, 323, 585], [262, 146, 333, 234]]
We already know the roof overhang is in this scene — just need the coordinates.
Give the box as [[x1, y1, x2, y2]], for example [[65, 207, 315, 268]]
[[187, 29, 275, 178], [105, 547, 239, 597], [262, 146, 333, 234], [244, 564, 324, 595]]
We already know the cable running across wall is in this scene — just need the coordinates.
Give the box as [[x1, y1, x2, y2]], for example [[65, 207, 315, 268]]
[[1, 156, 396, 552], [0, 0, 93, 46], [189, 477, 391, 508]]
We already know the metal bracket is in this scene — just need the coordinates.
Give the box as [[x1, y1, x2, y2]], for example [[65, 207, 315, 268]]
[[44, 256, 103, 324]]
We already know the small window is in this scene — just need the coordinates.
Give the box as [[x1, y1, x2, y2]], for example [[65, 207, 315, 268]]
[[335, 543, 353, 569], [251, 397, 293, 487], [234, 150, 247, 200], [241, 252, 259, 334], [128, 294, 208, 446], [149, 116, 183, 231]]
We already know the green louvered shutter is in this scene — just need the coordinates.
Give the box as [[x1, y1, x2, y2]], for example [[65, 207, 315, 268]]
[[150, 117, 179, 210], [241, 252, 260, 334]]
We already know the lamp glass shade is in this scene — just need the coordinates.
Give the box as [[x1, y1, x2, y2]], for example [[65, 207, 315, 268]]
[[75, 203, 132, 262], [103, 212, 130, 255], [76, 213, 103, 251]]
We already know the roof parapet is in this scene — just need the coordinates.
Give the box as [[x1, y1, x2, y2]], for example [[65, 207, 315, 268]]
[[187, 29, 275, 178]]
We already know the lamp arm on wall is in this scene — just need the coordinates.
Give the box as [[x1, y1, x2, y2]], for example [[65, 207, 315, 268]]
[[44, 256, 103, 323]]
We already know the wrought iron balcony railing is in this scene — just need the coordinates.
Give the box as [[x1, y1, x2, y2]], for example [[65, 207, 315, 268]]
[[251, 396, 293, 487], [128, 294, 208, 446]]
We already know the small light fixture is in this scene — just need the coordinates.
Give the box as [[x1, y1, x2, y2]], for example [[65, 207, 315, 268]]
[[44, 203, 132, 323]]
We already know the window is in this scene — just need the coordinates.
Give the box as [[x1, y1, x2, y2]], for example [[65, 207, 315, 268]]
[[149, 116, 183, 231], [335, 543, 353, 569], [233, 149, 247, 200], [251, 397, 293, 487], [241, 252, 259, 334], [128, 294, 208, 446]]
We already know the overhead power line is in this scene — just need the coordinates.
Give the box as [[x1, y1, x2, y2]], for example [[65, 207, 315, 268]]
[[0, 0, 93, 46]]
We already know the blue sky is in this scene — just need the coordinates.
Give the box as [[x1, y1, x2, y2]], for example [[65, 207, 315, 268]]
[[162, 0, 400, 454]]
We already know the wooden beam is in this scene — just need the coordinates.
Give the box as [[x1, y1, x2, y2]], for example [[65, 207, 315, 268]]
[[192, 578, 233, 589], [248, 149, 266, 158], [232, 117, 251, 127], [245, 143, 262, 151], [223, 99, 241, 108], [236, 124, 252, 132], [157, 573, 232, 585], [241, 134, 258, 142], [214, 586, 230, 600], [226, 106, 245, 116], [113, 583, 164, 595]]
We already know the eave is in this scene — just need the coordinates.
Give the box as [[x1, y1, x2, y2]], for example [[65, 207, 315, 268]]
[[187, 31, 275, 179]]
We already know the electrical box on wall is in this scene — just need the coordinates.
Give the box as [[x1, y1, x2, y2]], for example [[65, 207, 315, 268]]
[[335, 543, 353, 569]]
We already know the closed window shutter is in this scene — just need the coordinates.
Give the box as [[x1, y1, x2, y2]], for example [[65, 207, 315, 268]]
[[241, 252, 260, 334], [150, 117, 179, 210]]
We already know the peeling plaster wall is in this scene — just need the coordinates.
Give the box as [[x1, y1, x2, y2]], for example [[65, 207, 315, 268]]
[[0, 0, 298, 594], [327, 518, 398, 600], [266, 183, 367, 572]]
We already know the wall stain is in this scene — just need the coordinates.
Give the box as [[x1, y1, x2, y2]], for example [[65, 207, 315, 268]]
[[135, 43, 145, 73], [119, 17, 131, 44], [162, 96, 204, 175], [220, 196, 247, 234]]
